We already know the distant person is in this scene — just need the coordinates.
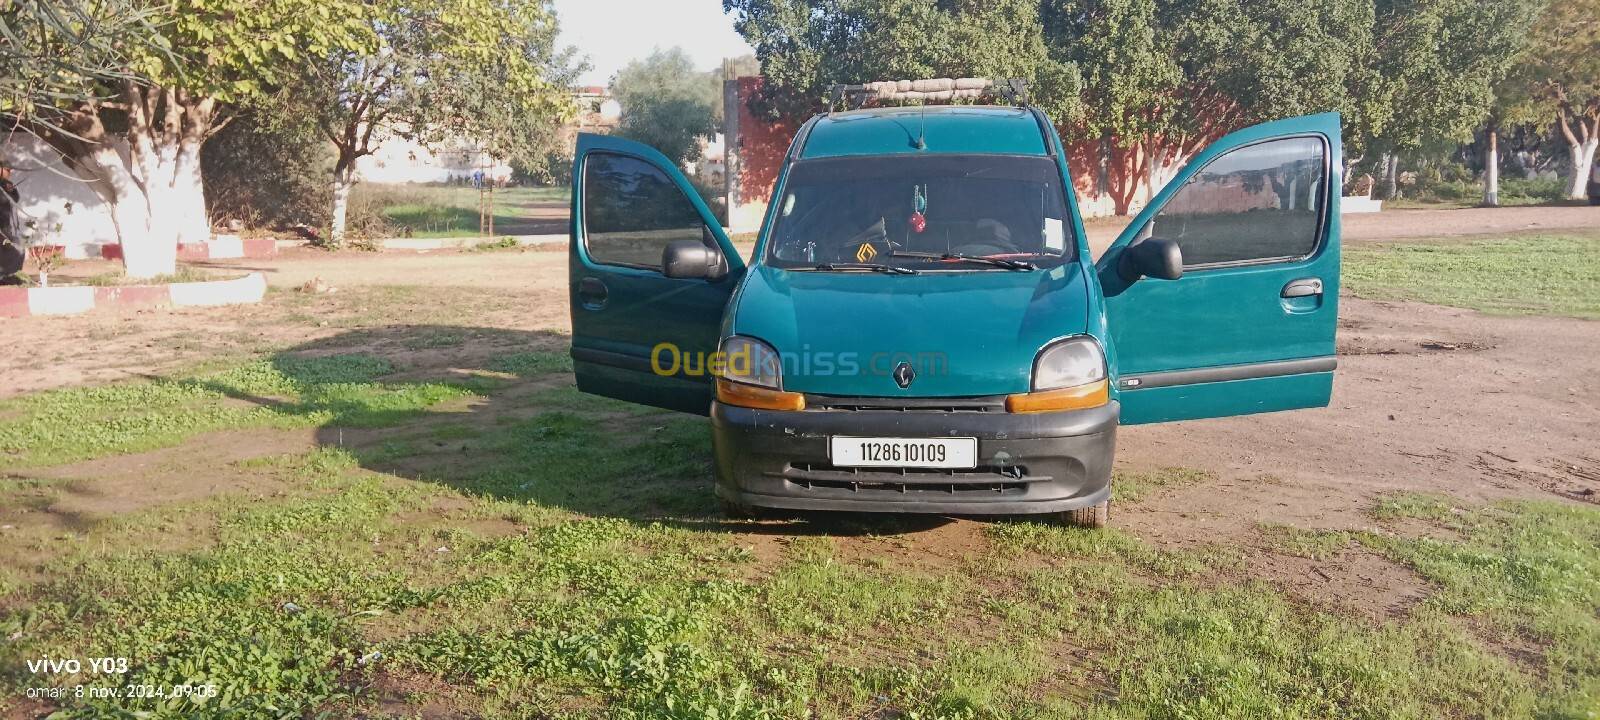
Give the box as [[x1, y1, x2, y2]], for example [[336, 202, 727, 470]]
[[0, 162, 23, 286], [472, 169, 484, 189]]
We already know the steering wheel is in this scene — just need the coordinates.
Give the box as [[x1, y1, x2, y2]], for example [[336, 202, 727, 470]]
[[951, 239, 1021, 257]]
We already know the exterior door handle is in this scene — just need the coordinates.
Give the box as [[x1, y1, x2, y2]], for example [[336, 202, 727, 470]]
[[1281, 277, 1323, 298], [578, 277, 608, 307]]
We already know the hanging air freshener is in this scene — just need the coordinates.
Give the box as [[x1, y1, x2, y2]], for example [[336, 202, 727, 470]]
[[908, 184, 927, 233]]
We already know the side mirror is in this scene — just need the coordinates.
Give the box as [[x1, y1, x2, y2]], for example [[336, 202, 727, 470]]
[[662, 239, 727, 280], [1117, 236, 1184, 282]]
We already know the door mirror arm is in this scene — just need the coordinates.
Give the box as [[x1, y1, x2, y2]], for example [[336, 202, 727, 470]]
[[662, 239, 728, 280], [1117, 236, 1184, 282]]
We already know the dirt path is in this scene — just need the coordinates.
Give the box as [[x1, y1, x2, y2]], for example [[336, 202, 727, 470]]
[[1081, 204, 1600, 255], [1341, 205, 1600, 242], [1115, 297, 1600, 547]]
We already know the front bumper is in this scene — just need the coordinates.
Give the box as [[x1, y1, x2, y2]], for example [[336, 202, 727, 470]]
[[711, 398, 1118, 515]]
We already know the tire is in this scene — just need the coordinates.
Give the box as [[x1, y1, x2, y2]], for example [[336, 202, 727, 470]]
[[1059, 501, 1109, 529], [718, 496, 763, 520]]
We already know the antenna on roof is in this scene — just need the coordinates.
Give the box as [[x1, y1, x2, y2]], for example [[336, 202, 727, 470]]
[[916, 105, 927, 150]]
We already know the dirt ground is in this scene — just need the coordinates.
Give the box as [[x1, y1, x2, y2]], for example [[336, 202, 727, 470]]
[[3, 206, 1598, 623], [1082, 203, 1600, 251]]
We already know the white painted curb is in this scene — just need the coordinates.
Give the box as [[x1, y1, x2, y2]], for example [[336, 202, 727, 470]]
[[169, 272, 268, 308], [27, 286, 96, 316]]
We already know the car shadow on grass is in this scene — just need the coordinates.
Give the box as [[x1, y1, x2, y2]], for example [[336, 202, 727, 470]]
[[213, 324, 958, 538]]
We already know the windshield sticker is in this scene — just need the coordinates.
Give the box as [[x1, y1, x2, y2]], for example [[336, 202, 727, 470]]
[[1044, 218, 1065, 251], [856, 243, 879, 262]]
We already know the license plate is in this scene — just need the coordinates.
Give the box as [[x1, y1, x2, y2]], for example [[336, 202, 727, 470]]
[[829, 437, 977, 469]]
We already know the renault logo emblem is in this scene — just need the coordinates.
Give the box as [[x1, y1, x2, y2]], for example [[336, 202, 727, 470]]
[[856, 243, 878, 262], [893, 361, 915, 388]]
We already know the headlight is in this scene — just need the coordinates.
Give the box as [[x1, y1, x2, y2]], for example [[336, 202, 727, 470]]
[[1007, 336, 1109, 413], [1031, 336, 1106, 391], [716, 335, 804, 411], [720, 335, 783, 389]]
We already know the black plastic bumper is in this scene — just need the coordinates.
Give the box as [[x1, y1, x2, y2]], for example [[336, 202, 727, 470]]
[[710, 400, 1118, 515]]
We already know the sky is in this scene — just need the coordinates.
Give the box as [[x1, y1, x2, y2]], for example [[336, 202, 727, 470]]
[[551, 0, 756, 87]]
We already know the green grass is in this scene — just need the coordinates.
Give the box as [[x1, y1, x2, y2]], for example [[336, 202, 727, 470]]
[[349, 184, 569, 238], [1357, 492, 1600, 716], [3, 351, 1597, 717], [0, 354, 473, 468], [1345, 235, 1600, 318], [469, 237, 526, 252], [1111, 467, 1213, 503], [1257, 522, 1353, 560], [1385, 175, 1570, 209], [489, 350, 574, 376], [75, 266, 225, 286]]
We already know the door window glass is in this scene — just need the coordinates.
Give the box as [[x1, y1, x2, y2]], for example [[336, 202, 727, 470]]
[[583, 152, 706, 269], [1152, 137, 1325, 267]]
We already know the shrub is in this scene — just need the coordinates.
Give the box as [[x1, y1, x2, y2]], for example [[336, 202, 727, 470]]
[[202, 105, 333, 230]]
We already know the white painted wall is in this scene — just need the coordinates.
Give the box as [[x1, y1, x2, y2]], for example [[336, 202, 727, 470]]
[[353, 128, 512, 185], [1, 134, 120, 258]]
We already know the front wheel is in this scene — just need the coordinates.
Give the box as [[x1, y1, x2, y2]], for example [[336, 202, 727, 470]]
[[1058, 501, 1109, 529], [718, 496, 764, 520]]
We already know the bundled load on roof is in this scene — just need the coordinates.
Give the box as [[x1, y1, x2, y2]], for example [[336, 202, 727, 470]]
[[828, 78, 1029, 110], [860, 77, 995, 102]]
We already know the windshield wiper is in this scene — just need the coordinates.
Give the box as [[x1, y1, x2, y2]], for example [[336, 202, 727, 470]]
[[813, 262, 919, 274], [890, 251, 1036, 271]]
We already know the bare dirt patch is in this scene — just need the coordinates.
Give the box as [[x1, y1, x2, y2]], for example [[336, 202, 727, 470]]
[[1248, 548, 1432, 622], [1115, 295, 1600, 566]]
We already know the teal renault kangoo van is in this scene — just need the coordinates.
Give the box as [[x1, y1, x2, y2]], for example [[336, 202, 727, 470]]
[[567, 88, 1341, 528]]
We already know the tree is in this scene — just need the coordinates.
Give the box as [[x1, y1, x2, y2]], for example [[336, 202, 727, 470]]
[[725, 0, 1064, 120], [298, 0, 578, 241], [1, 1, 168, 137], [5, 0, 373, 278], [1484, 41, 1553, 206], [1361, 0, 1545, 200], [1512, 0, 1600, 199], [1036, 0, 1375, 211], [202, 97, 335, 229], [611, 48, 721, 170]]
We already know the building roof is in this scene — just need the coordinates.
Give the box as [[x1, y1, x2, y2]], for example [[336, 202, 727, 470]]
[[799, 105, 1048, 159]]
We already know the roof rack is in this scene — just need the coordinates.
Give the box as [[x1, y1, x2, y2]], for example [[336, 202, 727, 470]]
[[826, 78, 1029, 114]]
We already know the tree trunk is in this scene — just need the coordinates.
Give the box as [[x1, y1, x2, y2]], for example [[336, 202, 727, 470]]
[[1096, 132, 1111, 201], [34, 86, 219, 278], [1556, 110, 1599, 200], [330, 163, 356, 242], [1563, 139, 1598, 200], [1483, 125, 1499, 207], [1383, 154, 1399, 200], [1145, 139, 1166, 206], [169, 135, 212, 246]]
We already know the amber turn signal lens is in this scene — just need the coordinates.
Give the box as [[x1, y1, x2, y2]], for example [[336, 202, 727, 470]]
[[716, 378, 806, 411], [1006, 379, 1109, 413]]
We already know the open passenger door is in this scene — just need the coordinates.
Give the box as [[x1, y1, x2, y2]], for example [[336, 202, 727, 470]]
[[1096, 113, 1342, 425]]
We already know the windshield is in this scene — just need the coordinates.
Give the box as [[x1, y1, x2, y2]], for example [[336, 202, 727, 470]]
[[764, 154, 1075, 271]]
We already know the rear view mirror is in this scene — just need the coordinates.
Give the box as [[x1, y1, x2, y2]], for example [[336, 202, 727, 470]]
[[662, 239, 727, 280], [1117, 237, 1184, 282]]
